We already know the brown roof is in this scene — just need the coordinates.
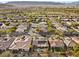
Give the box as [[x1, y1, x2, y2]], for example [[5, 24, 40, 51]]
[[9, 37, 31, 51], [49, 39, 64, 47], [71, 37, 79, 44]]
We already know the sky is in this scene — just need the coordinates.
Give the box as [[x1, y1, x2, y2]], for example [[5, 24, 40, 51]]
[[0, 0, 79, 3]]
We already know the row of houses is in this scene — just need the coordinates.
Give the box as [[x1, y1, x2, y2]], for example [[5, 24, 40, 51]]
[[0, 22, 30, 33], [0, 35, 79, 53], [1, 14, 79, 22]]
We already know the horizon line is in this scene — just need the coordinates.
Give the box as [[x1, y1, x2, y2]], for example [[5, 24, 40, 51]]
[[0, 1, 79, 3]]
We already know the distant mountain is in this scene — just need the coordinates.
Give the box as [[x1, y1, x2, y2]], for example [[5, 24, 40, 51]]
[[71, 1, 79, 5], [3, 1, 79, 8], [0, 3, 14, 8], [0, 2, 2, 4], [6, 1, 64, 5]]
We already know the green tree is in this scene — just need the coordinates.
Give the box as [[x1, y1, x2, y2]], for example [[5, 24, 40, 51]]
[[0, 51, 13, 57], [47, 20, 52, 26], [6, 26, 17, 34], [72, 45, 79, 57], [54, 30, 64, 37], [4, 22, 10, 26], [55, 17, 61, 23], [47, 26, 53, 32], [0, 18, 4, 22], [29, 15, 33, 23]]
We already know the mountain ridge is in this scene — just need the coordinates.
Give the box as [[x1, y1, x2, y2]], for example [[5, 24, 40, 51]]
[[1, 1, 79, 8], [6, 1, 65, 5]]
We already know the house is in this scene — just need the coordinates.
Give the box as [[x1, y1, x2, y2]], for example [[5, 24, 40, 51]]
[[32, 37, 49, 52], [29, 23, 39, 34], [77, 17, 79, 21], [71, 37, 79, 45], [31, 23, 38, 28], [9, 35, 32, 52], [38, 22, 52, 37], [0, 22, 15, 30], [6, 18, 12, 22], [0, 15, 7, 19], [66, 22, 72, 26], [0, 36, 15, 51], [56, 25, 67, 32], [72, 18, 77, 22], [36, 17, 45, 22], [38, 22, 47, 29], [38, 22, 48, 32], [12, 15, 24, 20], [64, 37, 77, 50], [9, 22, 19, 26], [0, 23, 7, 29], [61, 17, 70, 22], [48, 38, 65, 52], [16, 24, 27, 33]]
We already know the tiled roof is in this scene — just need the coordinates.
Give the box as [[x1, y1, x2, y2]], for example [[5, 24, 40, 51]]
[[0, 37, 15, 50], [64, 37, 72, 46], [64, 37, 77, 47], [71, 37, 79, 44], [49, 39, 64, 47], [33, 37, 48, 47], [9, 37, 31, 51]]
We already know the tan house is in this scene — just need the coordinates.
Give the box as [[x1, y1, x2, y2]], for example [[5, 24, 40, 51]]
[[48, 38, 65, 52], [32, 37, 49, 52], [64, 37, 78, 50], [9, 35, 32, 52], [71, 37, 79, 45], [0, 37, 15, 51]]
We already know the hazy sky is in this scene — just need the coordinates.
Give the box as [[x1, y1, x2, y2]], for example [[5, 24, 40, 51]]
[[1, 0, 79, 3]]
